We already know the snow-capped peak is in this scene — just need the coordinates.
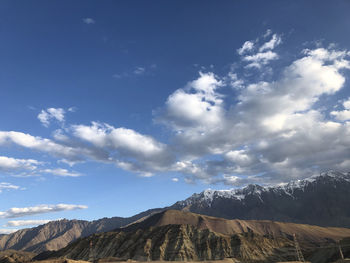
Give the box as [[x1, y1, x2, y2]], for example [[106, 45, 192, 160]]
[[179, 170, 350, 207]]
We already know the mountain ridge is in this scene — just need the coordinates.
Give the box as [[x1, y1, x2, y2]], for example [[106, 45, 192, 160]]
[[36, 210, 350, 262], [0, 208, 163, 253], [1, 170, 350, 254], [170, 170, 350, 227]]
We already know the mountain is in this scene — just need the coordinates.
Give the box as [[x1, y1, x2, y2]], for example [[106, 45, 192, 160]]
[[170, 170, 350, 227], [0, 208, 162, 253], [36, 210, 350, 262], [1, 170, 350, 255]]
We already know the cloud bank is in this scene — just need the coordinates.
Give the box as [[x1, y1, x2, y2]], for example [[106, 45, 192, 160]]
[[2, 32, 350, 186]]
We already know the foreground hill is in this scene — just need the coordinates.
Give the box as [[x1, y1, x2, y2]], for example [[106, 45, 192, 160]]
[[171, 171, 350, 227], [37, 210, 350, 262], [0, 208, 162, 253]]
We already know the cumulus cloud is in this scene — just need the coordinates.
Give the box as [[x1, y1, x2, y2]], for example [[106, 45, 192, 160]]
[[3, 31, 350, 186], [157, 41, 350, 185], [0, 131, 103, 163], [72, 122, 174, 176], [38, 108, 66, 127], [331, 98, 350, 121], [0, 204, 88, 218], [0, 156, 41, 172], [4, 219, 59, 227], [156, 72, 224, 130]]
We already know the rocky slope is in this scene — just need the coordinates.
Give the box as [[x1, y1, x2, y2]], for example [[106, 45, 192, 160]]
[[0, 208, 162, 253], [37, 210, 350, 262], [0, 250, 35, 263], [170, 171, 350, 227]]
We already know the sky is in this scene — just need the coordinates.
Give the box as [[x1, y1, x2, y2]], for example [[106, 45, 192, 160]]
[[1, 0, 350, 233]]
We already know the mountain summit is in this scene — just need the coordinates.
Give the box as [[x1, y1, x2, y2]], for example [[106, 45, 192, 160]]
[[171, 170, 350, 227]]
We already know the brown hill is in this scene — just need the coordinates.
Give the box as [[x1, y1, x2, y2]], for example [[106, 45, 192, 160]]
[[0, 209, 162, 253], [37, 210, 350, 262], [39, 224, 296, 262], [122, 210, 350, 243]]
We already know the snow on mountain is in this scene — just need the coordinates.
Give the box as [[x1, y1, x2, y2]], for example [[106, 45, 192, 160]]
[[179, 170, 350, 207]]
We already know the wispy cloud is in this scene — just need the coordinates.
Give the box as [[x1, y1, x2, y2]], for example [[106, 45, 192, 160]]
[[4, 219, 60, 227], [0, 204, 88, 218], [237, 33, 281, 68], [82, 18, 95, 24], [113, 65, 156, 79], [0, 182, 21, 193], [0, 229, 18, 234], [41, 168, 82, 177]]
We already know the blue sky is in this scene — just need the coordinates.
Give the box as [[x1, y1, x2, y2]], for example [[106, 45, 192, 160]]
[[1, 0, 350, 233]]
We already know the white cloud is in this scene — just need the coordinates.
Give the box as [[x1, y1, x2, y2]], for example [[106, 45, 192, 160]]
[[243, 50, 279, 68], [72, 122, 174, 175], [331, 98, 350, 121], [331, 110, 350, 121], [0, 131, 100, 163], [0, 204, 88, 218], [0, 156, 41, 172], [259, 34, 282, 52], [82, 18, 95, 24], [41, 168, 82, 177], [38, 108, 65, 127], [171, 177, 179, 182], [0, 229, 18, 234], [0, 182, 20, 193], [157, 42, 350, 185], [238, 33, 282, 68], [3, 32, 350, 187], [4, 219, 59, 227], [237, 41, 254, 55], [343, 98, 350, 109], [157, 72, 224, 131]]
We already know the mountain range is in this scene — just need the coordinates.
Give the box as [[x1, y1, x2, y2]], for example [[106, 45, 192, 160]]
[[0, 170, 350, 258], [171, 170, 350, 227]]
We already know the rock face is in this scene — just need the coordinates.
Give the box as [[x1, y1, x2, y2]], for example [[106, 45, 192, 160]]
[[171, 171, 350, 227], [0, 208, 162, 253], [37, 210, 350, 262]]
